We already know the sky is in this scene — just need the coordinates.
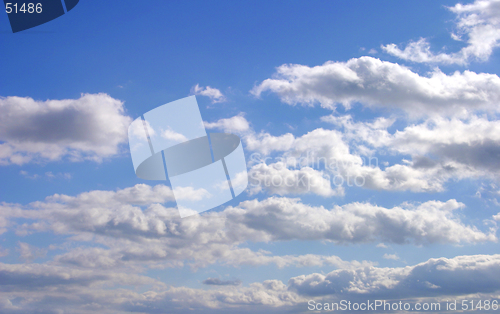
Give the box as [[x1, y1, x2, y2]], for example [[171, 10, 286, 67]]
[[1, 0, 500, 313]]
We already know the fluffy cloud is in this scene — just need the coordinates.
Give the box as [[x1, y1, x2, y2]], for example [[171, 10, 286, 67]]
[[225, 197, 495, 245], [0, 93, 131, 165], [289, 254, 500, 298], [382, 0, 500, 65], [1, 184, 378, 270], [0, 276, 302, 314], [203, 278, 242, 286], [248, 162, 344, 197], [2, 186, 493, 252], [191, 84, 227, 103], [251, 56, 500, 116], [246, 127, 456, 193], [0, 262, 160, 293], [1, 254, 500, 313], [0, 185, 498, 312]]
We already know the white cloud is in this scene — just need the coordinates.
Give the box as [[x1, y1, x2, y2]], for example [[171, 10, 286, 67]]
[[248, 162, 344, 197], [0, 262, 161, 292], [0, 93, 131, 165], [202, 278, 241, 286], [191, 84, 227, 103], [0, 184, 376, 270], [0, 185, 493, 277], [1, 254, 500, 313], [251, 56, 500, 117], [383, 253, 400, 260], [288, 254, 500, 298], [161, 127, 188, 142], [382, 0, 500, 65], [0, 184, 498, 312], [0, 246, 8, 258], [245, 132, 295, 155], [225, 197, 496, 245], [246, 127, 455, 193], [204, 114, 250, 134]]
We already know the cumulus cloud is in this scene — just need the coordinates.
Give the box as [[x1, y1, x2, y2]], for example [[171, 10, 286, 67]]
[[248, 162, 344, 197], [326, 114, 500, 178], [0, 184, 377, 271], [0, 276, 302, 313], [246, 127, 456, 193], [0, 185, 498, 312], [383, 253, 400, 261], [8, 185, 493, 246], [206, 115, 456, 195], [0, 185, 493, 276], [0, 93, 131, 165], [1, 254, 500, 313], [382, 0, 500, 65], [251, 56, 500, 116], [225, 197, 496, 245], [288, 254, 500, 298], [202, 278, 242, 286], [191, 84, 227, 103], [207, 114, 498, 194]]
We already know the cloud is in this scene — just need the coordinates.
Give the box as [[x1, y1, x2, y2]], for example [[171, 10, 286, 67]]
[[191, 84, 227, 103], [24, 186, 496, 245], [0, 276, 301, 313], [245, 132, 295, 155], [382, 0, 500, 65], [383, 253, 400, 261], [251, 56, 500, 117], [288, 254, 500, 298], [326, 114, 500, 178], [0, 262, 160, 293], [204, 114, 250, 134], [225, 197, 496, 245], [161, 127, 189, 142], [1, 254, 500, 313], [202, 278, 242, 286], [16, 242, 47, 263], [206, 114, 455, 195], [0, 184, 493, 277], [0, 184, 374, 270], [0, 93, 131, 165], [248, 162, 344, 197], [246, 127, 456, 193]]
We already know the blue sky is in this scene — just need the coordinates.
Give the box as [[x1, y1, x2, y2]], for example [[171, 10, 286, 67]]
[[1, 0, 500, 313]]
